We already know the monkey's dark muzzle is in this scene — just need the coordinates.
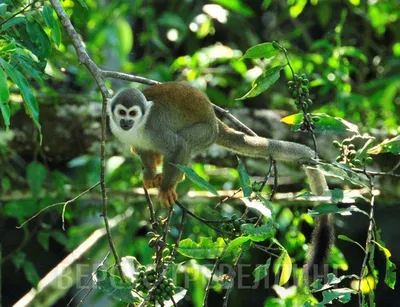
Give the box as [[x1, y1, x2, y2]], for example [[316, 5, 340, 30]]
[[120, 119, 133, 131]]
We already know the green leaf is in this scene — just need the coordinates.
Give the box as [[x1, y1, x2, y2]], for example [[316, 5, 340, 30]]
[[26, 161, 47, 199], [237, 65, 286, 100], [237, 157, 252, 197], [289, 0, 307, 18], [338, 235, 359, 245], [241, 221, 276, 242], [281, 113, 359, 134], [331, 188, 344, 204], [374, 238, 397, 289], [0, 58, 41, 134], [308, 204, 368, 217], [0, 66, 10, 127], [42, 4, 61, 46], [368, 135, 400, 155], [77, 0, 88, 9], [26, 19, 52, 60], [0, 16, 26, 32], [338, 46, 367, 63], [95, 270, 142, 304], [38, 231, 50, 251], [241, 42, 279, 60], [253, 258, 271, 283], [317, 288, 356, 305], [224, 236, 251, 258], [23, 260, 40, 287], [177, 237, 227, 259], [212, 0, 254, 17], [174, 164, 219, 196], [317, 163, 369, 188]]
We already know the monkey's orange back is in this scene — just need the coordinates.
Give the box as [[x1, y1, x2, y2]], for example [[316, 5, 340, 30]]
[[143, 82, 215, 124]]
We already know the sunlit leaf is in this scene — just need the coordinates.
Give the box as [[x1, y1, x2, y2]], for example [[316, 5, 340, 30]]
[[368, 135, 400, 155], [374, 239, 397, 289], [174, 164, 219, 196], [241, 42, 279, 60], [241, 221, 276, 242], [237, 65, 286, 100], [177, 237, 226, 259], [212, 0, 254, 17], [281, 113, 359, 134], [240, 198, 272, 218], [279, 252, 292, 285]]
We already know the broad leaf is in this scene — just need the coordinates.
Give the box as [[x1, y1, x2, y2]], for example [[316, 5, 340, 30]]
[[177, 237, 226, 259], [0, 16, 26, 32], [281, 113, 359, 134], [253, 258, 271, 283], [0, 66, 10, 127], [368, 135, 400, 155], [212, 0, 254, 17], [95, 270, 142, 304], [241, 221, 276, 242], [42, 4, 61, 46], [26, 19, 52, 60], [174, 164, 219, 196], [374, 237, 397, 289], [0, 58, 41, 134], [26, 161, 47, 199], [317, 163, 368, 188], [237, 65, 286, 100], [242, 42, 279, 59], [279, 252, 292, 285], [240, 198, 272, 218]]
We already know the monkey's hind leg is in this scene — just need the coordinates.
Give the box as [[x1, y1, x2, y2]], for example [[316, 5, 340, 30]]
[[137, 150, 163, 189]]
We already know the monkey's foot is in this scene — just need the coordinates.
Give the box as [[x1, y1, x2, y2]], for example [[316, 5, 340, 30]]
[[158, 188, 177, 207], [143, 174, 163, 189]]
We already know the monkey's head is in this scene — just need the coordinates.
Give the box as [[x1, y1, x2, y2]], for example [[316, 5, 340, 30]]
[[108, 88, 147, 131]]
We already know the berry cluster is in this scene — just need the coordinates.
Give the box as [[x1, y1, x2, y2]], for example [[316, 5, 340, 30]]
[[221, 214, 246, 236], [135, 266, 176, 305], [288, 74, 312, 112], [333, 139, 373, 167]]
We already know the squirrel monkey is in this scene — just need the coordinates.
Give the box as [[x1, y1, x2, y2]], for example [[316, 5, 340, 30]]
[[108, 82, 333, 277]]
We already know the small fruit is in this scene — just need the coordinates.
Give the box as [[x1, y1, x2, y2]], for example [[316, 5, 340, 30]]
[[333, 141, 341, 148]]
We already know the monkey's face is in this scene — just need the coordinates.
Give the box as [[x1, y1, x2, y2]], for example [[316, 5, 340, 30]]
[[113, 104, 143, 131]]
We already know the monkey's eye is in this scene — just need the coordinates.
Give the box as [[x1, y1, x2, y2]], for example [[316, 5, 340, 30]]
[[129, 110, 137, 117], [118, 110, 126, 116]]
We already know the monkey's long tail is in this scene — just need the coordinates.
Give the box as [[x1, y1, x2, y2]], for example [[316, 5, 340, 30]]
[[303, 168, 335, 280], [216, 119, 335, 280], [215, 119, 315, 162]]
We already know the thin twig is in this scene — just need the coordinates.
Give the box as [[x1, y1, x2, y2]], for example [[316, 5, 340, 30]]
[[67, 252, 110, 307], [17, 181, 100, 230], [203, 245, 228, 307], [358, 171, 375, 304], [143, 186, 158, 231], [50, 0, 123, 280], [102, 70, 160, 85]]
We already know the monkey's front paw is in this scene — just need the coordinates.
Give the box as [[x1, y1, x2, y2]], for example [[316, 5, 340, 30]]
[[158, 188, 177, 207], [143, 174, 163, 189]]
